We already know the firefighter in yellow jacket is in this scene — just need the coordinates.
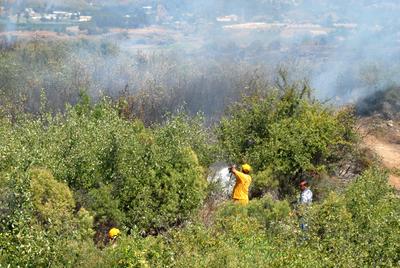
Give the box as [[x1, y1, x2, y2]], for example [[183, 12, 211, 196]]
[[229, 164, 252, 205]]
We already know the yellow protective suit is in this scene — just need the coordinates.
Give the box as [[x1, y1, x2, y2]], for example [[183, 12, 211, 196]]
[[232, 170, 251, 205]]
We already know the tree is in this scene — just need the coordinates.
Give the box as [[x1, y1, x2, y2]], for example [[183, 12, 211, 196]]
[[217, 72, 358, 196]]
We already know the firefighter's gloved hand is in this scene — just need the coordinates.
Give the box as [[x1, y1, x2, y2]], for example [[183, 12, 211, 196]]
[[228, 164, 236, 173]]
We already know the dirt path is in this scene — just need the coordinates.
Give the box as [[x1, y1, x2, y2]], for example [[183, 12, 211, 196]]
[[389, 175, 400, 190], [362, 129, 400, 190], [364, 135, 400, 169]]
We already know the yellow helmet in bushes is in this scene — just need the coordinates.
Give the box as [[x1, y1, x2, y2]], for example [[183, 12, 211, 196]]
[[241, 164, 251, 173], [108, 227, 120, 238]]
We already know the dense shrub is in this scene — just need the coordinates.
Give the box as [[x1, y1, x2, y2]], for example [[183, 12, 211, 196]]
[[103, 168, 399, 268], [29, 168, 76, 226], [217, 78, 358, 196], [115, 122, 207, 231], [0, 97, 209, 234], [343, 169, 400, 265], [0, 168, 96, 267], [272, 168, 399, 267]]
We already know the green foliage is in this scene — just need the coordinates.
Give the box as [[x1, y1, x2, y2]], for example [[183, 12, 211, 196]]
[[86, 184, 125, 227], [214, 196, 290, 232], [250, 167, 279, 197], [96, 168, 399, 268], [0, 168, 97, 267], [298, 168, 400, 267], [0, 93, 210, 265], [155, 113, 216, 167], [217, 79, 358, 196], [0, 41, 397, 267], [116, 113, 207, 231], [105, 234, 173, 268], [0, 169, 51, 267], [343, 168, 400, 265], [30, 168, 75, 226], [0, 97, 209, 235]]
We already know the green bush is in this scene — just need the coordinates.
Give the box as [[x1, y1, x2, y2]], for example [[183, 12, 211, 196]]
[[104, 168, 399, 268], [302, 168, 400, 266], [30, 168, 75, 226], [115, 114, 207, 231], [105, 234, 173, 268], [0, 169, 52, 267], [343, 168, 400, 266], [250, 167, 279, 197], [0, 98, 209, 234], [217, 79, 358, 196], [86, 184, 125, 227], [0, 168, 97, 267]]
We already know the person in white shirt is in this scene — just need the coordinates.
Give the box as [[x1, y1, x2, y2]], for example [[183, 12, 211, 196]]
[[298, 179, 312, 231], [299, 179, 313, 205]]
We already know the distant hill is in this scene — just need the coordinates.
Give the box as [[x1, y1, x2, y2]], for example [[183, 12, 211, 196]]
[[3, 0, 399, 16], [1, 0, 152, 11]]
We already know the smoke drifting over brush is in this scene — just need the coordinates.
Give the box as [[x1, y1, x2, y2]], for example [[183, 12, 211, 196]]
[[308, 2, 400, 102], [166, 0, 400, 103], [2, 0, 400, 116]]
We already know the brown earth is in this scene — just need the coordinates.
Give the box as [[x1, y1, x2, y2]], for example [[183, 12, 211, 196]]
[[0, 30, 73, 39], [359, 117, 400, 190], [0, 26, 179, 44]]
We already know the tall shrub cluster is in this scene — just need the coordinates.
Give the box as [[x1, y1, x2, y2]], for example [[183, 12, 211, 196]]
[[0, 97, 209, 266], [0, 168, 96, 267], [217, 77, 359, 196], [103, 168, 399, 268]]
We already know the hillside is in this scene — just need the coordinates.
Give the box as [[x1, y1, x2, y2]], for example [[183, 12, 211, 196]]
[[1, 1, 400, 266], [359, 117, 400, 190], [357, 87, 400, 120]]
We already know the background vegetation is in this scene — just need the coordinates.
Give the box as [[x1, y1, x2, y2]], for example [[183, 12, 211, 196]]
[[0, 39, 399, 267], [0, 39, 274, 124]]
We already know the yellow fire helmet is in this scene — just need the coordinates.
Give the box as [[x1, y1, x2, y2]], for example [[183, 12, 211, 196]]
[[108, 227, 121, 239], [241, 164, 251, 173]]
